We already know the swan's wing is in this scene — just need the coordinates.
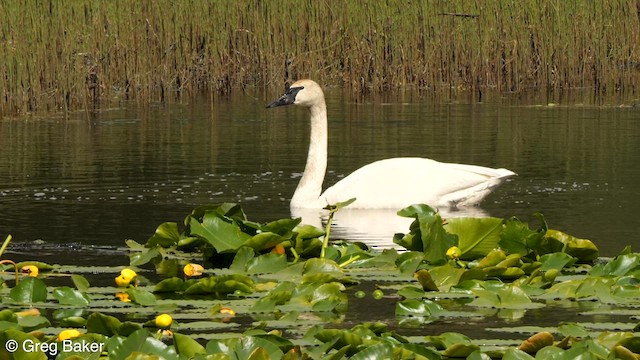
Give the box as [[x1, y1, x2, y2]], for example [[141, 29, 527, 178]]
[[319, 157, 514, 208]]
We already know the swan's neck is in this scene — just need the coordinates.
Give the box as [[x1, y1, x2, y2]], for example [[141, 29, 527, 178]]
[[291, 103, 327, 208]]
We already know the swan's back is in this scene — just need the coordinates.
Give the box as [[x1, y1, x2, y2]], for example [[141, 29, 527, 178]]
[[318, 157, 515, 209]]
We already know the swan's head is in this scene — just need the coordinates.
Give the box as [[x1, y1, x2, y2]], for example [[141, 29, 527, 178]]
[[266, 79, 325, 109]]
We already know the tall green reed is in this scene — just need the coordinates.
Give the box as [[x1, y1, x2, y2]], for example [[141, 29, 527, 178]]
[[1, 0, 638, 116]]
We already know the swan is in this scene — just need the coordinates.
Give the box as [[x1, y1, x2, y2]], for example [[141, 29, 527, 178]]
[[266, 79, 515, 210]]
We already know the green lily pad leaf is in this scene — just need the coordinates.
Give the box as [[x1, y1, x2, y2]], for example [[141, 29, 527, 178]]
[[13, 261, 54, 274], [428, 264, 466, 292], [598, 331, 635, 349], [294, 224, 325, 240], [173, 331, 207, 357], [126, 288, 157, 306], [230, 246, 256, 273], [397, 204, 438, 218], [153, 277, 184, 293], [261, 217, 302, 235], [468, 283, 539, 309], [10, 277, 47, 303], [538, 252, 576, 271], [0, 329, 47, 360], [467, 350, 492, 360], [303, 258, 343, 276], [350, 342, 393, 360], [397, 251, 424, 274], [414, 269, 438, 291], [533, 346, 565, 359], [244, 232, 288, 251], [189, 213, 250, 253], [71, 274, 90, 291], [53, 286, 91, 306], [146, 221, 181, 247], [444, 217, 503, 259], [443, 343, 481, 358], [545, 229, 598, 262], [396, 204, 457, 263], [590, 253, 640, 277], [0, 309, 17, 322], [206, 336, 284, 360], [563, 338, 609, 359], [396, 299, 445, 317], [397, 285, 428, 299], [86, 312, 123, 336], [314, 329, 362, 354], [400, 343, 442, 360], [502, 348, 534, 359], [427, 332, 473, 350], [309, 283, 347, 312], [558, 323, 589, 338], [249, 333, 295, 354], [109, 328, 179, 360], [129, 247, 162, 266], [614, 336, 640, 353], [59, 316, 87, 327], [418, 215, 457, 264], [251, 282, 295, 312], [499, 217, 543, 256], [246, 253, 288, 274], [184, 275, 253, 295], [17, 314, 50, 332], [189, 203, 246, 223]]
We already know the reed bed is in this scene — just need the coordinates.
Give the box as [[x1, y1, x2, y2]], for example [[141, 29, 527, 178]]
[[1, 0, 639, 116]]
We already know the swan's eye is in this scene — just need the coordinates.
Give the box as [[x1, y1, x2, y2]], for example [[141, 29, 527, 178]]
[[286, 86, 304, 95]]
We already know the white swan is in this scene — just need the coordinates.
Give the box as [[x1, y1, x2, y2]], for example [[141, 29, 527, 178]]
[[267, 79, 515, 210]]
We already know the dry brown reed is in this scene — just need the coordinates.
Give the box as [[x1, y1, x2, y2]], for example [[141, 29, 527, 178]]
[[1, 0, 639, 116]]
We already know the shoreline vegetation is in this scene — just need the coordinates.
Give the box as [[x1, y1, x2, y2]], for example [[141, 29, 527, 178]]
[[1, 1, 640, 116]]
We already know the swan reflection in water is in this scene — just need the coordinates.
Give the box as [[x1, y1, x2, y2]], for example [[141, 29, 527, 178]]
[[266, 79, 514, 248], [291, 206, 490, 249]]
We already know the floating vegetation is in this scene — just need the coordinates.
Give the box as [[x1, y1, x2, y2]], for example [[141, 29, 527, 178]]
[[1, 1, 640, 116], [1, 203, 639, 359]]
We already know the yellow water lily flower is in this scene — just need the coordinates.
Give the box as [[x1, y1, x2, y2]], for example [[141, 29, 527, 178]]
[[446, 246, 462, 260], [115, 268, 137, 287], [21, 265, 39, 277], [58, 329, 81, 341], [155, 314, 173, 329], [183, 263, 204, 277]]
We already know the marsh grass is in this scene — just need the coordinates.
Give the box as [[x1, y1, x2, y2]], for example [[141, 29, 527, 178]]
[[1, 0, 639, 116]]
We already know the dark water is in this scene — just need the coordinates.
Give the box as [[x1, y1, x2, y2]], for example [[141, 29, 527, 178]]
[[1, 90, 639, 263]]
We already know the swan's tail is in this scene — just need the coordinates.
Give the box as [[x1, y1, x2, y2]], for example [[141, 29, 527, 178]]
[[442, 168, 516, 207]]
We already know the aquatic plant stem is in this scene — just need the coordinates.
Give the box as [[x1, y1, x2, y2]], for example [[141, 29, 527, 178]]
[[320, 210, 335, 259], [0, 234, 12, 257], [0, 259, 19, 285]]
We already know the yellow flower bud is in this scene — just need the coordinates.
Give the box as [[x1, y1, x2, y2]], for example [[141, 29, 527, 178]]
[[58, 329, 81, 341], [183, 263, 204, 277], [219, 307, 236, 316], [446, 246, 462, 260], [155, 314, 173, 329], [120, 268, 137, 282], [21, 265, 39, 277], [115, 268, 137, 287]]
